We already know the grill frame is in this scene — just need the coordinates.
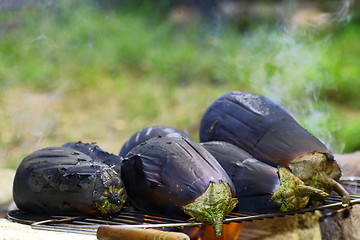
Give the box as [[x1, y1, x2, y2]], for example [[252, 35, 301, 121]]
[[7, 178, 360, 235]]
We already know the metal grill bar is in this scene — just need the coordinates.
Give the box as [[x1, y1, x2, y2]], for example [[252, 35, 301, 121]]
[[7, 179, 360, 235]]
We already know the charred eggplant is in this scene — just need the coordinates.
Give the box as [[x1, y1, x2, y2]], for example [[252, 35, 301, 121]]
[[62, 141, 122, 174], [121, 137, 237, 236], [199, 91, 350, 206], [119, 126, 190, 158], [13, 147, 126, 216], [201, 141, 328, 212]]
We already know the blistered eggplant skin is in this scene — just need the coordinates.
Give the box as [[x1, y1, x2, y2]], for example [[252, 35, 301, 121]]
[[119, 126, 190, 158], [199, 91, 350, 206], [121, 137, 237, 236], [201, 141, 281, 213], [199, 91, 333, 168], [62, 141, 122, 174], [201, 141, 331, 212], [122, 137, 235, 216], [13, 147, 126, 216]]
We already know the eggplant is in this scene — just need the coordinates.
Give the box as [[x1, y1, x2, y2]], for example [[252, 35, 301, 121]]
[[121, 137, 237, 236], [62, 141, 122, 174], [201, 141, 328, 212], [119, 126, 190, 158], [13, 147, 126, 216], [199, 91, 350, 206]]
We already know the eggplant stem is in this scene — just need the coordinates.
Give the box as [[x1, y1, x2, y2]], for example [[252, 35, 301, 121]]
[[289, 152, 350, 207], [296, 185, 329, 198], [182, 182, 237, 236], [272, 167, 327, 212], [327, 176, 351, 207], [94, 184, 127, 216]]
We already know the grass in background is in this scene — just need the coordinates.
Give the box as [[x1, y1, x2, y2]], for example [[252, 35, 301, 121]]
[[1, 1, 360, 168]]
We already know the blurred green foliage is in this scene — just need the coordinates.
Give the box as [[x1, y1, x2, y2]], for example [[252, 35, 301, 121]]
[[317, 25, 360, 107], [1, 1, 360, 168]]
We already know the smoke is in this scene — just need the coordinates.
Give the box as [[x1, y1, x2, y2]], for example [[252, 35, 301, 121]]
[[332, 0, 353, 24], [234, 23, 345, 152]]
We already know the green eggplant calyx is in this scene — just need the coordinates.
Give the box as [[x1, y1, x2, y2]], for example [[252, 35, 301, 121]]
[[272, 167, 328, 212], [182, 182, 238, 236], [93, 168, 127, 216], [288, 152, 350, 207], [94, 184, 127, 216]]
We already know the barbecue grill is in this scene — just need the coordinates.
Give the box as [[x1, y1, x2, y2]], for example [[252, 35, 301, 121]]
[[6, 178, 360, 239]]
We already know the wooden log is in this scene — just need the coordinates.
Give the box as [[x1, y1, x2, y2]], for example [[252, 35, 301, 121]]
[[320, 205, 360, 240], [97, 226, 190, 240]]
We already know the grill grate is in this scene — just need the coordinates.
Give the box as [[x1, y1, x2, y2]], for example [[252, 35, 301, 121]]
[[7, 179, 360, 235]]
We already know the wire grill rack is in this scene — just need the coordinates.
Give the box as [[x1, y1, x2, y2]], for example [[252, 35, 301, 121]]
[[7, 178, 360, 235]]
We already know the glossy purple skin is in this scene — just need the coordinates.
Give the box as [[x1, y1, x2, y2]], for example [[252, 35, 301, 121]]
[[119, 126, 190, 158], [199, 91, 333, 168], [201, 141, 281, 213], [121, 137, 236, 219]]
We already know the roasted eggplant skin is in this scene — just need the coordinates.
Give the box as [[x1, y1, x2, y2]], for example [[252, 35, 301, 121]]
[[199, 91, 332, 167], [121, 137, 237, 236], [119, 126, 190, 158], [199, 91, 350, 206], [13, 147, 126, 216], [62, 141, 122, 174], [201, 141, 329, 213], [201, 141, 281, 213]]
